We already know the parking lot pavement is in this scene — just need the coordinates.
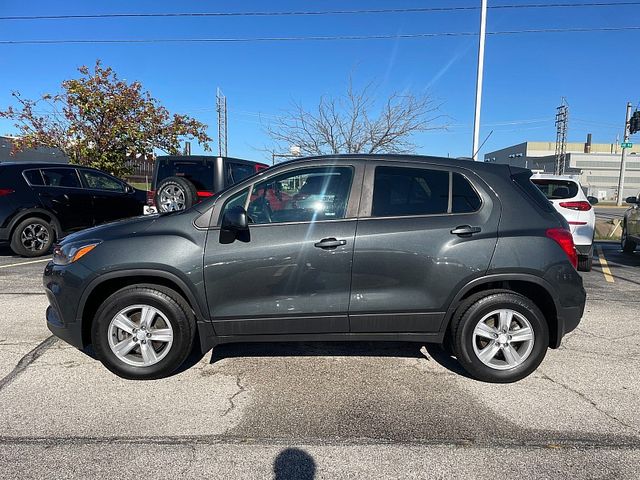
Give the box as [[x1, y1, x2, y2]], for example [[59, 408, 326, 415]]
[[1, 241, 639, 479]]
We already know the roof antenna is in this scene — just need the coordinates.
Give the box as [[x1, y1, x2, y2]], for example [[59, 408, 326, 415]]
[[472, 130, 493, 160]]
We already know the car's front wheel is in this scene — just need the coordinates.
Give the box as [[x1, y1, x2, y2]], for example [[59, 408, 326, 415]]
[[452, 292, 549, 383], [92, 286, 196, 380]]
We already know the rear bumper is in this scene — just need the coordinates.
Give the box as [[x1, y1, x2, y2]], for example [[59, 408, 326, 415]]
[[0, 227, 8, 242], [553, 301, 586, 348], [575, 244, 593, 256]]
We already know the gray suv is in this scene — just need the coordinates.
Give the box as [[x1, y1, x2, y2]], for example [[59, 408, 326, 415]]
[[43, 155, 586, 383]]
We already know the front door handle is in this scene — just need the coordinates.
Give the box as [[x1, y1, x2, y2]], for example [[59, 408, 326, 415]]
[[450, 225, 481, 236], [314, 237, 347, 249]]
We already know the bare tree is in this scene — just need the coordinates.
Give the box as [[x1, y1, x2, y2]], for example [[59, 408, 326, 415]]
[[266, 82, 445, 157]]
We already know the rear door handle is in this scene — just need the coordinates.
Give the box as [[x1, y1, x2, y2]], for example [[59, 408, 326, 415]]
[[450, 225, 481, 236], [314, 237, 347, 249]]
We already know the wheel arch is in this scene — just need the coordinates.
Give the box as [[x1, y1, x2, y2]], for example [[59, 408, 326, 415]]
[[8, 208, 62, 240], [443, 274, 561, 348], [78, 269, 208, 348]]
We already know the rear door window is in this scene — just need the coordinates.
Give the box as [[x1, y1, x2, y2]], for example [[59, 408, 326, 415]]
[[531, 179, 579, 199], [157, 160, 215, 191], [41, 168, 82, 188], [372, 166, 449, 216]]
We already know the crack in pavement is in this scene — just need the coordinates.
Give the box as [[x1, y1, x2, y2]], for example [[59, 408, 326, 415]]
[[0, 336, 58, 392], [539, 370, 639, 435], [0, 433, 639, 449], [221, 373, 246, 417]]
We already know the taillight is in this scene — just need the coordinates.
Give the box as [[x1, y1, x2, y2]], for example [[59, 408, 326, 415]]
[[197, 191, 214, 198], [559, 201, 591, 211], [146, 190, 155, 206], [0, 188, 15, 196], [546, 228, 578, 269], [255, 163, 268, 172]]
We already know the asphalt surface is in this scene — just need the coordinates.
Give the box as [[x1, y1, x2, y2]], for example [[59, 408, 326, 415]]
[[0, 242, 639, 479]]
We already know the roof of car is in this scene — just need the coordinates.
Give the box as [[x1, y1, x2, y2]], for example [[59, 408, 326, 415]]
[[275, 153, 511, 173]]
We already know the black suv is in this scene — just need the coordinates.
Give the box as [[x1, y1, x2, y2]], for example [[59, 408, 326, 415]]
[[0, 162, 146, 257], [44, 155, 586, 383], [150, 155, 269, 213]]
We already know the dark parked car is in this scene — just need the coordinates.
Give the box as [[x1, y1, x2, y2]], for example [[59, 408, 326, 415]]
[[44, 155, 586, 383], [150, 155, 269, 213], [622, 192, 640, 253], [0, 162, 147, 257]]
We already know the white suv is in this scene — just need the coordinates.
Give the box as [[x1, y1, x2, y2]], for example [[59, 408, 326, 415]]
[[531, 174, 596, 271]]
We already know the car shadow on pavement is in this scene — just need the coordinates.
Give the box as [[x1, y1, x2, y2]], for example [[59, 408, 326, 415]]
[[208, 340, 472, 378]]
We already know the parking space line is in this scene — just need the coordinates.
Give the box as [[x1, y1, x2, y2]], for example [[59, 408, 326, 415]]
[[0, 258, 50, 269], [595, 246, 614, 283]]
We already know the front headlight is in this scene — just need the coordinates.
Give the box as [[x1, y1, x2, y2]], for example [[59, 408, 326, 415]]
[[52, 240, 101, 266]]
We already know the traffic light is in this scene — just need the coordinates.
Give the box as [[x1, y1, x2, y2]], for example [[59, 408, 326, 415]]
[[630, 111, 640, 135]]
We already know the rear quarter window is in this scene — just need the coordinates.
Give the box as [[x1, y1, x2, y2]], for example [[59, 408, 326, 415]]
[[22, 169, 44, 186], [511, 172, 554, 213]]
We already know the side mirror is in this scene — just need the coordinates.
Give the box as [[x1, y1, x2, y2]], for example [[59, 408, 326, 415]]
[[222, 205, 249, 232], [125, 185, 135, 194], [587, 196, 599, 205], [626, 196, 638, 204]]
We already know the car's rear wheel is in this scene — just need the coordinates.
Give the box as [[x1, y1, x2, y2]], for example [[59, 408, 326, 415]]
[[155, 176, 198, 213], [621, 223, 636, 254], [10, 216, 55, 257], [92, 286, 195, 380], [452, 292, 549, 383]]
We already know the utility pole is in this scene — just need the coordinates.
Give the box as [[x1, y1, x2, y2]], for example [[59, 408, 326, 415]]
[[554, 99, 569, 175], [616, 102, 633, 206], [471, 0, 488, 161], [216, 88, 228, 157]]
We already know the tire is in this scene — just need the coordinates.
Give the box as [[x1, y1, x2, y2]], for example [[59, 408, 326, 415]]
[[577, 252, 593, 272], [9, 216, 55, 257], [91, 286, 196, 380], [621, 223, 636, 254], [452, 292, 549, 383], [155, 176, 198, 213]]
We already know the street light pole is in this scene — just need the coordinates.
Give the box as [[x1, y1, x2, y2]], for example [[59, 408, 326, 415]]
[[616, 102, 632, 206], [471, 0, 488, 161]]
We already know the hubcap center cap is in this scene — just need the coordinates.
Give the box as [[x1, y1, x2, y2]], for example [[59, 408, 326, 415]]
[[497, 333, 509, 344], [136, 330, 147, 342]]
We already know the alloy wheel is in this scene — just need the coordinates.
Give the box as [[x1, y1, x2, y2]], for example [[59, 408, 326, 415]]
[[472, 309, 535, 370], [20, 223, 50, 251], [107, 304, 174, 367], [158, 185, 186, 211]]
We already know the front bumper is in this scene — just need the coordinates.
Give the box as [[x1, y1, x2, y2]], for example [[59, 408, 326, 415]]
[[43, 261, 96, 350], [0, 227, 9, 242]]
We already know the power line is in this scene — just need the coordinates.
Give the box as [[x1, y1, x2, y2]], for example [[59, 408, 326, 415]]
[[2, 2, 639, 21], [2, 26, 639, 45]]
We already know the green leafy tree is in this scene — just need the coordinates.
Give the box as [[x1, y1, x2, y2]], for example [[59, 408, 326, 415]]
[[1, 61, 211, 177]]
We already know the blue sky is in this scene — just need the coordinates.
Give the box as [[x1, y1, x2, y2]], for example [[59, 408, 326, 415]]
[[0, 0, 638, 163]]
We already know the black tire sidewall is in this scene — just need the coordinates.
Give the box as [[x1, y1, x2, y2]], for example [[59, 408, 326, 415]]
[[578, 253, 593, 272], [454, 293, 549, 383], [155, 177, 198, 212], [10, 217, 55, 257], [622, 224, 636, 253], [91, 287, 195, 380]]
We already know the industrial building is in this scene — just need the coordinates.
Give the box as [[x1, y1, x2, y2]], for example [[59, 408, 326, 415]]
[[0, 135, 68, 164], [484, 135, 640, 200]]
